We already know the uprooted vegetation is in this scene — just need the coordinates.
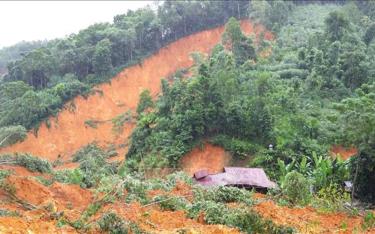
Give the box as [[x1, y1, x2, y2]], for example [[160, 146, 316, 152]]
[[0, 155, 373, 233]]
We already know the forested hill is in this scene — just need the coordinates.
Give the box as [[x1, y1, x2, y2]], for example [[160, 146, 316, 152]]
[[0, 18, 271, 160], [0, 1, 256, 148]]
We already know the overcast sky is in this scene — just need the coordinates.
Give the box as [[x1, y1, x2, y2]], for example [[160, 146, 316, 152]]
[[0, 1, 153, 49]]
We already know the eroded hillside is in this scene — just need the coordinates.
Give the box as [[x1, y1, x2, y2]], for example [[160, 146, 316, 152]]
[[0, 21, 272, 162]]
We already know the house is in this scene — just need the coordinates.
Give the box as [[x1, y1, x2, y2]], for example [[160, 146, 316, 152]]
[[193, 167, 277, 191]]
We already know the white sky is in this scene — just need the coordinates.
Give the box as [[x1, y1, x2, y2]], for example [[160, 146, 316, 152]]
[[0, 1, 154, 49]]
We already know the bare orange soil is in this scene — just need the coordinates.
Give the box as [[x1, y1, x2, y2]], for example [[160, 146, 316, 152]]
[[331, 145, 358, 160], [1, 176, 371, 234], [0, 21, 273, 162], [0, 175, 91, 233], [181, 143, 231, 176]]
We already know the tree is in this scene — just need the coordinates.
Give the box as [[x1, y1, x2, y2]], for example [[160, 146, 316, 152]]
[[325, 11, 349, 42], [364, 23, 375, 46], [334, 84, 375, 203], [223, 17, 256, 65], [136, 90, 154, 115], [93, 39, 112, 75]]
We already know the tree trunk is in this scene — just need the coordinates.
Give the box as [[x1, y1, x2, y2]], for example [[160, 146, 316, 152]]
[[351, 152, 360, 204]]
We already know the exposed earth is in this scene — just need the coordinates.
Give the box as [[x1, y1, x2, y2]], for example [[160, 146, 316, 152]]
[[0, 20, 373, 234]]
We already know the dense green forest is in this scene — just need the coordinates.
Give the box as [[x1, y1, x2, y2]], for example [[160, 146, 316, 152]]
[[0, 0, 375, 209]]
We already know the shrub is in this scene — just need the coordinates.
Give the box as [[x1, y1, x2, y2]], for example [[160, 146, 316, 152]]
[[53, 169, 84, 185], [362, 211, 375, 231], [112, 111, 132, 134], [0, 170, 11, 181], [152, 195, 189, 211], [98, 212, 129, 234], [188, 201, 294, 233], [282, 171, 311, 205], [312, 183, 350, 213], [0, 153, 52, 173], [71, 144, 117, 188], [0, 209, 19, 217], [193, 185, 253, 205], [210, 135, 260, 160], [0, 125, 27, 148]]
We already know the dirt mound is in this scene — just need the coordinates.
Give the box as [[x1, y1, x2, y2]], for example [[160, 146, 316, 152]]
[[96, 201, 240, 234], [331, 145, 358, 160], [50, 182, 93, 209], [0, 20, 273, 162], [7, 176, 52, 206], [253, 196, 366, 234], [0, 217, 77, 234], [180, 143, 231, 176]]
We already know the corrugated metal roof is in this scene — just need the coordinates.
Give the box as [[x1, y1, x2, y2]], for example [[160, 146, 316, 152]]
[[194, 167, 277, 189], [194, 169, 209, 179]]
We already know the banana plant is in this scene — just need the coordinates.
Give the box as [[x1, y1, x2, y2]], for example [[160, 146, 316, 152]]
[[278, 158, 295, 184]]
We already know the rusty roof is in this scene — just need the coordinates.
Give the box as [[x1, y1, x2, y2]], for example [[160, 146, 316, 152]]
[[194, 167, 277, 189]]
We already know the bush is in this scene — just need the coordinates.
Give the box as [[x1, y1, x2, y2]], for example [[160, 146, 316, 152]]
[[98, 212, 129, 234], [152, 195, 189, 211], [210, 135, 260, 160], [193, 185, 253, 205], [188, 201, 294, 233], [71, 144, 117, 188], [0, 153, 52, 173], [282, 171, 311, 205], [0, 209, 19, 217], [312, 183, 350, 213], [54, 169, 84, 185], [0, 125, 27, 148], [362, 211, 375, 231]]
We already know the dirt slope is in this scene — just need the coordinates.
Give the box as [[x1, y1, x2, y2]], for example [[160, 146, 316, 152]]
[[331, 145, 358, 160], [181, 143, 231, 176], [0, 21, 273, 162]]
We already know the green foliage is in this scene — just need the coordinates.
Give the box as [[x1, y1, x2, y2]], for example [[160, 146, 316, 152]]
[[0, 125, 27, 148], [98, 212, 129, 234], [282, 171, 311, 206], [312, 183, 350, 213], [0, 170, 11, 181], [325, 11, 350, 42], [0, 1, 253, 132], [136, 90, 153, 115], [152, 195, 189, 211], [333, 83, 375, 202], [193, 185, 253, 205], [0, 153, 52, 173], [112, 111, 132, 134], [364, 23, 375, 46], [127, 19, 274, 170], [53, 169, 84, 185], [362, 211, 375, 230], [0, 209, 20, 217], [223, 17, 256, 65], [210, 135, 260, 160], [71, 144, 117, 188], [249, 0, 294, 32], [188, 201, 294, 233]]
